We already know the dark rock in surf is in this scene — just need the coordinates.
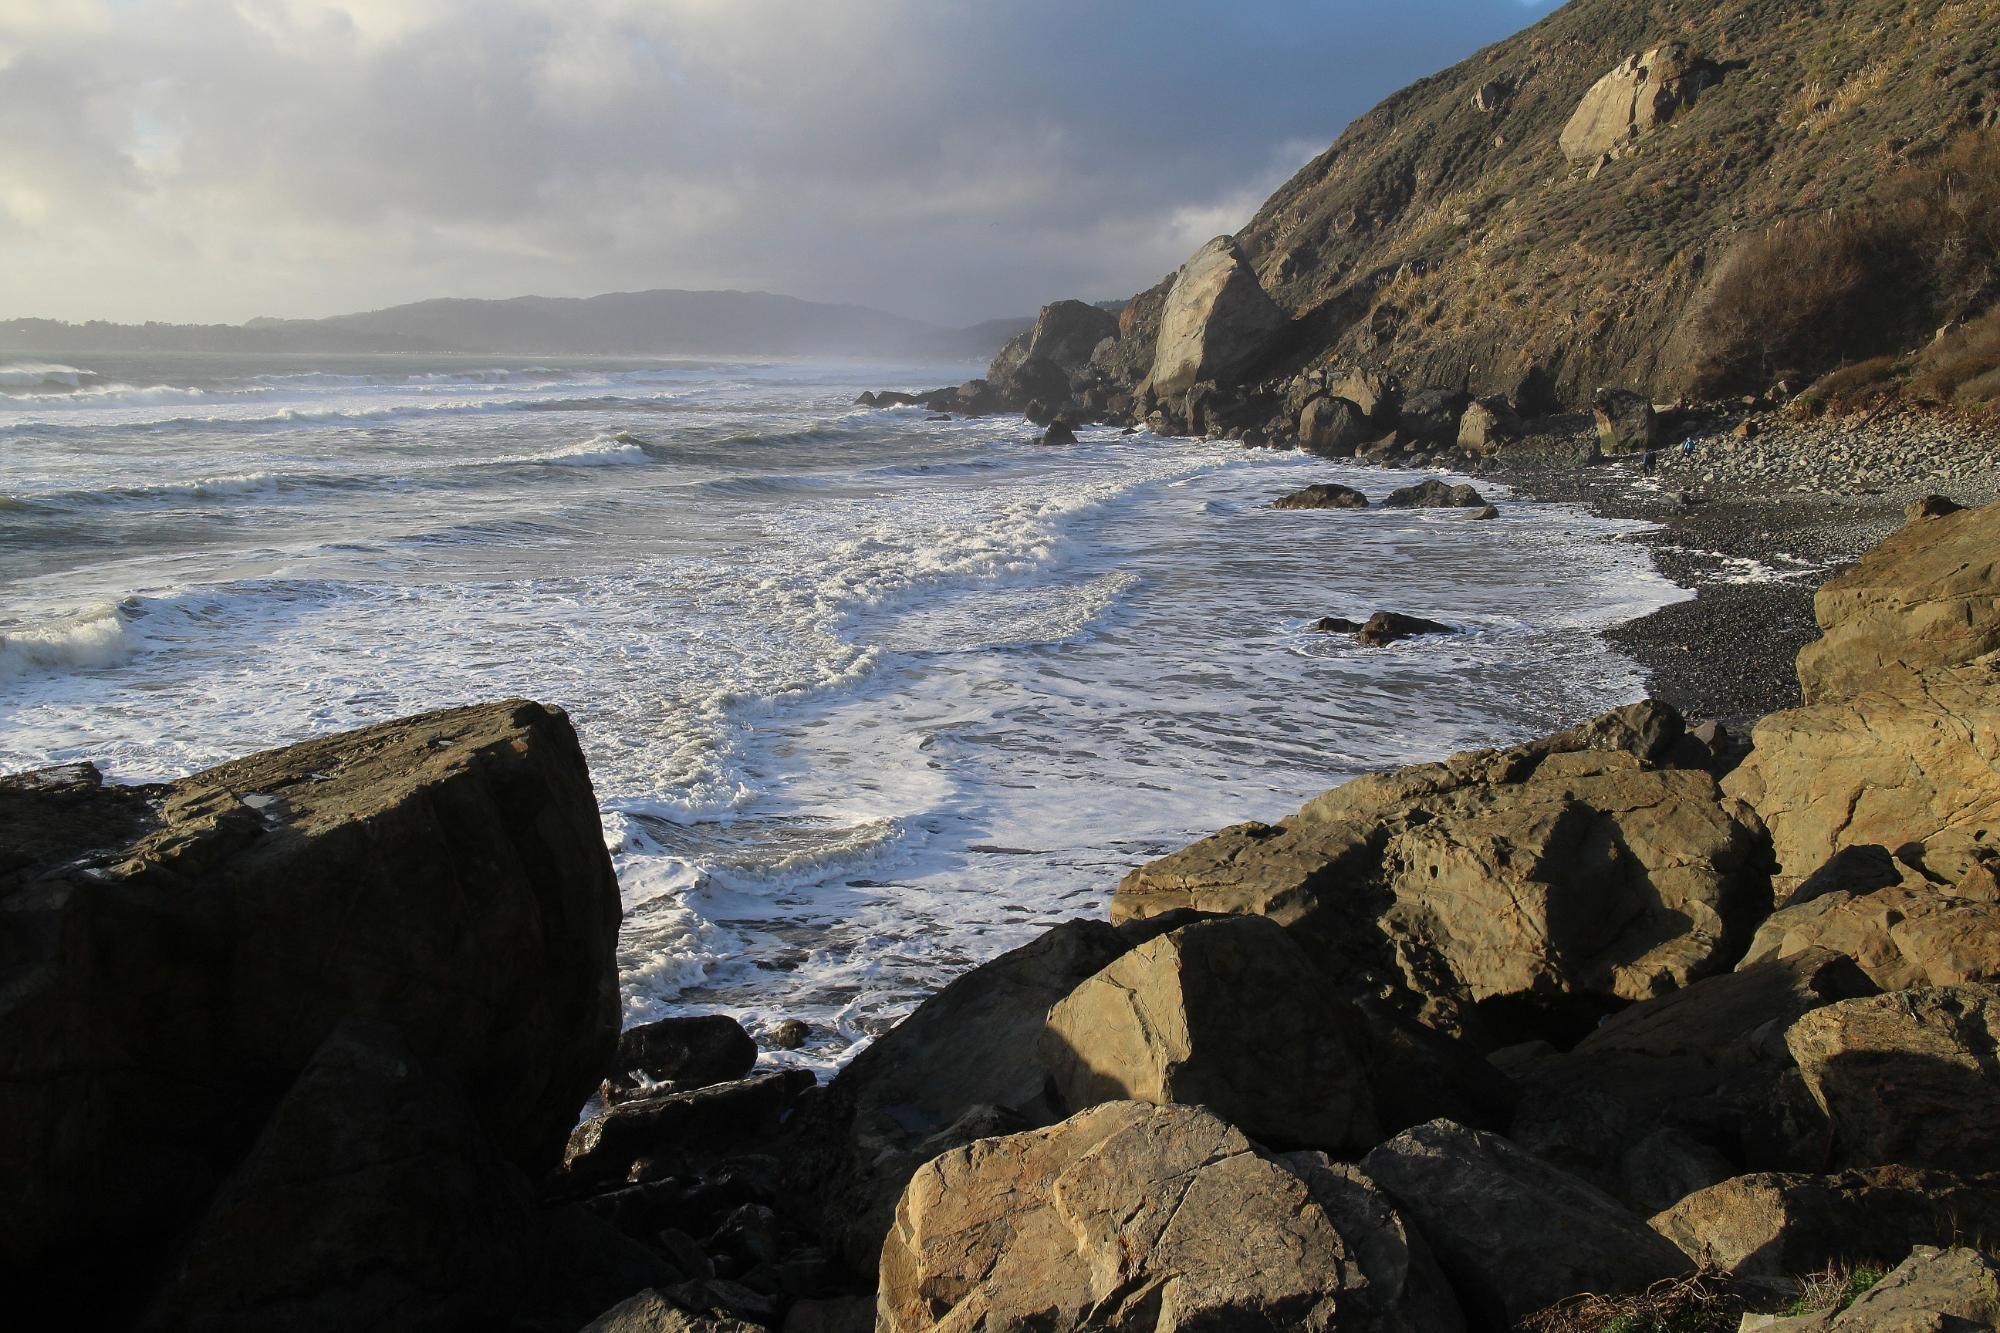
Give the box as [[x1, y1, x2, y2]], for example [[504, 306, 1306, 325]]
[[1356, 612, 1454, 646], [1273, 483, 1369, 510], [1041, 420, 1078, 445], [1311, 617, 1366, 633], [1381, 478, 1488, 509], [616, 1016, 758, 1092]]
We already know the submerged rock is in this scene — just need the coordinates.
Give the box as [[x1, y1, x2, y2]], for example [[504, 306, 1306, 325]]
[[1274, 482, 1369, 509], [1355, 611, 1453, 645]]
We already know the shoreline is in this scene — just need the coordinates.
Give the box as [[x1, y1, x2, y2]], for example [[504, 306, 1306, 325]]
[[1475, 407, 2000, 730]]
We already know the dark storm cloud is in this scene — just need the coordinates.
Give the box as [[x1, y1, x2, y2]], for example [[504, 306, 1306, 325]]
[[0, 1, 1555, 324]]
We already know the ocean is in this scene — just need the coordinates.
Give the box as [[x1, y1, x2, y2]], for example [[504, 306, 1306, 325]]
[[0, 352, 1685, 1071]]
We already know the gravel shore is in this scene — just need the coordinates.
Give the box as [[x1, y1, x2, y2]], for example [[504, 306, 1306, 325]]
[[1485, 408, 2000, 729]]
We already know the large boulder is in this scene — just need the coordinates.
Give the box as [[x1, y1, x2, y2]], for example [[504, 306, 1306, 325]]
[[1330, 365, 1400, 423], [148, 1020, 536, 1331], [1042, 916, 1379, 1152], [1508, 951, 1876, 1207], [877, 1101, 1464, 1333], [0, 701, 622, 1318], [1114, 701, 1769, 1045], [1362, 1119, 1691, 1327], [1273, 482, 1368, 510], [1593, 387, 1660, 451], [1723, 654, 2000, 900], [1560, 43, 1716, 166], [1786, 983, 2000, 1174], [1150, 235, 1287, 398], [1299, 394, 1372, 455], [788, 917, 1175, 1273], [1795, 497, 2000, 705], [615, 1015, 758, 1092], [1754, 1245, 2000, 1330], [1457, 397, 1519, 452], [1381, 478, 1487, 509], [1651, 1167, 2000, 1278], [1015, 298, 1119, 376], [1397, 387, 1471, 444]]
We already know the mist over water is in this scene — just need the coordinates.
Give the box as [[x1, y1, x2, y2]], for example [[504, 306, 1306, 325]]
[[0, 352, 1686, 1070]]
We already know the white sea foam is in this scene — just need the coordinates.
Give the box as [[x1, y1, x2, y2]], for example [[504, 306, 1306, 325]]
[[0, 603, 145, 681], [0, 358, 1691, 1072]]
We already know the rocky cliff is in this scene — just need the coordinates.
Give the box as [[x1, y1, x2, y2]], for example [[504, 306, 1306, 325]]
[[958, 0, 1999, 437]]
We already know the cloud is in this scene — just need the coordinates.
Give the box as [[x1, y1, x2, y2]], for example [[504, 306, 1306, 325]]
[[0, 0, 1547, 325]]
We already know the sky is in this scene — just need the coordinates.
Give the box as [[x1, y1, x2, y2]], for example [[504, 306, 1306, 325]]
[[0, 0, 1557, 327]]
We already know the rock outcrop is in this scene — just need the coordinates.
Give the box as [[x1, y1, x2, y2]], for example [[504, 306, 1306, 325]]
[[0, 700, 622, 1319], [1362, 1119, 1691, 1326], [1150, 236, 1286, 399], [1652, 1166, 2000, 1278], [1114, 701, 1768, 1043], [1593, 388, 1660, 452], [1756, 1245, 2000, 1330], [1795, 496, 2000, 705], [1381, 478, 1487, 509], [1559, 43, 1716, 166], [1299, 393, 1372, 455], [1042, 915, 1379, 1152], [878, 1101, 1463, 1333], [1786, 983, 2000, 1174]]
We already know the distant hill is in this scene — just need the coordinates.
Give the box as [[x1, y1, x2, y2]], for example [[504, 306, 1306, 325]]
[[0, 289, 1034, 361], [1095, 0, 2000, 410]]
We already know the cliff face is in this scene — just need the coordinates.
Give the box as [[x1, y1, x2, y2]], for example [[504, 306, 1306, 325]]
[[1112, 0, 2000, 410]]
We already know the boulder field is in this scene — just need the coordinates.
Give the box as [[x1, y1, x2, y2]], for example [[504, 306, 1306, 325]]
[[7, 498, 2000, 1330]]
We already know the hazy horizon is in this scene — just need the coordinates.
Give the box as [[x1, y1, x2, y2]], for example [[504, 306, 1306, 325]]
[[2, 0, 1556, 328]]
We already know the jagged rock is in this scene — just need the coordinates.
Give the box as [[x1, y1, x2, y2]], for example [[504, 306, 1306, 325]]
[[1002, 357, 1074, 415], [1594, 387, 1661, 451], [1398, 387, 1471, 444], [1355, 611, 1453, 645], [1381, 478, 1487, 508], [1041, 916, 1379, 1152], [1299, 394, 1372, 455], [1787, 983, 2000, 1173], [1457, 397, 1519, 451], [0, 700, 620, 1319], [1151, 236, 1287, 398], [565, 1071, 816, 1185], [1018, 300, 1119, 376], [148, 1020, 536, 1331], [790, 918, 1170, 1273], [1354, 995, 1520, 1136], [617, 1016, 757, 1091], [1723, 654, 2000, 900], [1509, 952, 1876, 1205], [1041, 419, 1078, 445], [1740, 871, 2000, 991], [1652, 1167, 2000, 1278], [1795, 496, 2000, 705], [1560, 43, 1716, 166], [878, 1101, 1464, 1333], [581, 1289, 768, 1331], [1114, 701, 1768, 1044], [1753, 1245, 2000, 1330], [1273, 482, 1369, 510], [1362, 1119, 1691, 1327], [1331, 365, 1400, 423], [1471, 79, 1509, 113]]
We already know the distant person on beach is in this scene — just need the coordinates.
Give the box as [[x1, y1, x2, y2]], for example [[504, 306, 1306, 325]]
[[1681, 436, 1697, 459], [1641, 447, 1657, 476]]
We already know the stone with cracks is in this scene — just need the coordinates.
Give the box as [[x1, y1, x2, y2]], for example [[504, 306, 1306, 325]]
[[877, 1100, 1464, 1333], [1150, 236, 1286, 399], [1560, 44, 1716, 166], [1041, 915, 1379, 1152]]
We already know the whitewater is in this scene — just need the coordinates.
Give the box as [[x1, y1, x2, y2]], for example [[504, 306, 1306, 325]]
[[0, 352, 1687, 1072]]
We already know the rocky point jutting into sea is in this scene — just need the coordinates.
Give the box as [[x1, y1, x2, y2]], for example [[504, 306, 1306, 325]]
[[8, 492, 2000, 1331], [8, 0, 2000, 1326]]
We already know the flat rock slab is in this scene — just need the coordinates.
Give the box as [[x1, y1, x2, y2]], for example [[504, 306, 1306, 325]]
[[1274, 482, 1369, 509]]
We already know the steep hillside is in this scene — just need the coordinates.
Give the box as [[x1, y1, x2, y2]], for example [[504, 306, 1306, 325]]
[[1102, 0, 2000, 413]]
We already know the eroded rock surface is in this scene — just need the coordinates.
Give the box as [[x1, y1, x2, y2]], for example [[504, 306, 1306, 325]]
[[878, 1101, 1462, 1333], [1151, 235, 1286, 398], [1560, 43, 1716, 165]]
